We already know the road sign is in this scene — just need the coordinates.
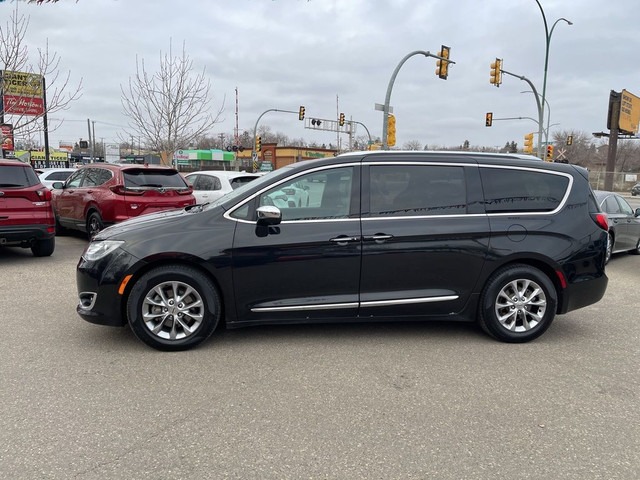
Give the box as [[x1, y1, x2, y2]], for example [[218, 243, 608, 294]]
[[556, 148, 567, 161], [375, 103, 393, 113]]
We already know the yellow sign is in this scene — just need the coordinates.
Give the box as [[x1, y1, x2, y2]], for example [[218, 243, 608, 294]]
[[619, 89, 640, 134], [2, 70, 43, 97]]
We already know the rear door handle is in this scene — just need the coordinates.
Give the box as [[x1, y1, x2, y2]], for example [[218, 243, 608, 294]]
[[363, 234, 394, 243]]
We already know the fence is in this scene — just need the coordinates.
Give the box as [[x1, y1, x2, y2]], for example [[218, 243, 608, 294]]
[[588, 170, 639, 193]]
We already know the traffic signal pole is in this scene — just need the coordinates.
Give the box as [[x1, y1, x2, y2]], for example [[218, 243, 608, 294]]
[[251, 108, 298, 172], [381, 49, 455, 150], [498, 68, 544, 159]]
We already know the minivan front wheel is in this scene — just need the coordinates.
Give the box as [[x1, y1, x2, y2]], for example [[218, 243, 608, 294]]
[[127, 265, 221, 351], [478, 264, 557, 343]]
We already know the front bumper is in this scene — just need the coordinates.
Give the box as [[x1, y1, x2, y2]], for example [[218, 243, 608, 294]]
[[76, 247, 141, 327]]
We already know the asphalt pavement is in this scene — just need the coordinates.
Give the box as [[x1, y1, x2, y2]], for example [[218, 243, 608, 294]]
[[0, 235, 638, 479]]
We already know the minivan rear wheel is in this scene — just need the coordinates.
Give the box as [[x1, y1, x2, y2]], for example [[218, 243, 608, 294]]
[[127, 265, 221, 351], [478, 264, 557, 343]]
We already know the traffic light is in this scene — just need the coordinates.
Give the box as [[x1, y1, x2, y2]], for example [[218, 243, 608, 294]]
[[255, 136, 262, 152], [490, 58, 502, 87], [485, 112, 493, 127], [387, 114, 396, 147], [298, 106, 305, 121], [567, 135, 573, 146], [524, 133, 534, 153], [546, 144, 554, 161], [339, 113, 345, 126], [435, 45, 451, 80]]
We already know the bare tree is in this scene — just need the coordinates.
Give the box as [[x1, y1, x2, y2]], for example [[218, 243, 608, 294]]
[[403, 140, 422, 150], [0, 3, 82, 139], [120, 41, 223, 166]]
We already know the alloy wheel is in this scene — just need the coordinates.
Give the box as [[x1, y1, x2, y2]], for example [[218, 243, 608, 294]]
[[494, 279, 547, 332]]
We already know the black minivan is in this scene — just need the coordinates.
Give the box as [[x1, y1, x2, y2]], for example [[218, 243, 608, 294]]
[[76, 151, 609, 350]]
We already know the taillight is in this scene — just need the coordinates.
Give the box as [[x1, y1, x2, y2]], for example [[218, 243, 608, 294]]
[[109, 185, 144, 196], [177, 185, 194, 195], [36, 188, 52, 201], [592, 213, 609, 231]]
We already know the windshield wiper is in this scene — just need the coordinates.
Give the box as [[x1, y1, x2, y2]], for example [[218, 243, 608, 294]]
[[0, 183, 24, 187]]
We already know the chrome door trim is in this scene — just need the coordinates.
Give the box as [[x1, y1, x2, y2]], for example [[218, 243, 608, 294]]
[[251, 302, 359, 313], [250, 294, 458, 313], [360, 295, 459, 307]]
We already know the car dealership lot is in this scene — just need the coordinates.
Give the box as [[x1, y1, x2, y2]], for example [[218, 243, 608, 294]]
[[0, 235, 638, 479]]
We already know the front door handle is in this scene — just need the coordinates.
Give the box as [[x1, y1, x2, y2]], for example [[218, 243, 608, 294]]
[[329, 235, 360, 246]]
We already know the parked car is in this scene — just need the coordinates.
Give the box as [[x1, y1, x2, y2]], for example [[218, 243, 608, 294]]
[[75, 151, 609, 351], [184, 170, 259, 204], [0, 159, 55, 256], [51, 163, 195, 238], [631, 182, 640, 196], [37, 167, 76, 189], [594, 190, 640, 263]]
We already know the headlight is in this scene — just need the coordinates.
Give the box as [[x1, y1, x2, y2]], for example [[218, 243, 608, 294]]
[[83, 240, 124, 262]]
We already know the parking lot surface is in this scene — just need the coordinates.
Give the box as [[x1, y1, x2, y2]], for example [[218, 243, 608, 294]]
[[0, 234, 638, 479]]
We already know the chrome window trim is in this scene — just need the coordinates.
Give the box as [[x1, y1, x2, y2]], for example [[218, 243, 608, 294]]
[[224, 160, 574, 224], [250, 295, 458, 313]]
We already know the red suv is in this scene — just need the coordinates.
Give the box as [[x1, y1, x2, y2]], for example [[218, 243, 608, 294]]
[[0, 159, 55, 256], [51, 163, 195, 237]]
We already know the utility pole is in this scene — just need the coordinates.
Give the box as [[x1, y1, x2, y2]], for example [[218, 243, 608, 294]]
[[87, 119, 94, 163], [605, 91, 621, 192]]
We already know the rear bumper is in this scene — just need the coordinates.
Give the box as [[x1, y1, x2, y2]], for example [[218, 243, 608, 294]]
[[558, 273, 608, 314], [0, 224, 55, 246]]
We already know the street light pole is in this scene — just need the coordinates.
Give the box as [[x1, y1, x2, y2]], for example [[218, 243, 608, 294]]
[[534, 0, 571, 158]]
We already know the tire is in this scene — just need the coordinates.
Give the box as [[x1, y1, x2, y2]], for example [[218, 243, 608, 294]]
[[127, 265, 221, 351], [605, 232, 614, 264], [86, 211, 103, 239], [31, 237, 55, 257], [630, 238, 640, 255], [477, 264, 557, 343]]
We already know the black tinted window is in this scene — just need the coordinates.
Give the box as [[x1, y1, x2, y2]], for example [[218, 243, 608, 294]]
[[230, 176, 257, 189], [370, 165, 467, 216], [0, 165, 39, 187], [480, 168, 569, 213], [47, 171, 74, 181], [124, 169, 188, 188]]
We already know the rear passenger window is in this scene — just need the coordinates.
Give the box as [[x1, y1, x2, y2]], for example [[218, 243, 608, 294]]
[[480, 168, 569, 213], [369, 165, 467, 216]]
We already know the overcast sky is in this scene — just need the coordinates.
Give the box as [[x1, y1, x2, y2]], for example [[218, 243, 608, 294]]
[[3, 0, 638, 151]]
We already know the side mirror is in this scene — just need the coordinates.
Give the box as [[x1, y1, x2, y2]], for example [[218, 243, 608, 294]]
[[257, 205, 282, 226], [51, 182, 65, 189], [635, 208, 640, 217]]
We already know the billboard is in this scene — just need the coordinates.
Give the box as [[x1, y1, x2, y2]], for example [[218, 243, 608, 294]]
[[619, 89, 640, 134], [1, 124, 14, 152], [2, 70, 45, 116]]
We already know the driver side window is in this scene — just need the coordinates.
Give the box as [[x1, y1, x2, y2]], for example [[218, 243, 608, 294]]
[[258, 167, 354, 221]]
